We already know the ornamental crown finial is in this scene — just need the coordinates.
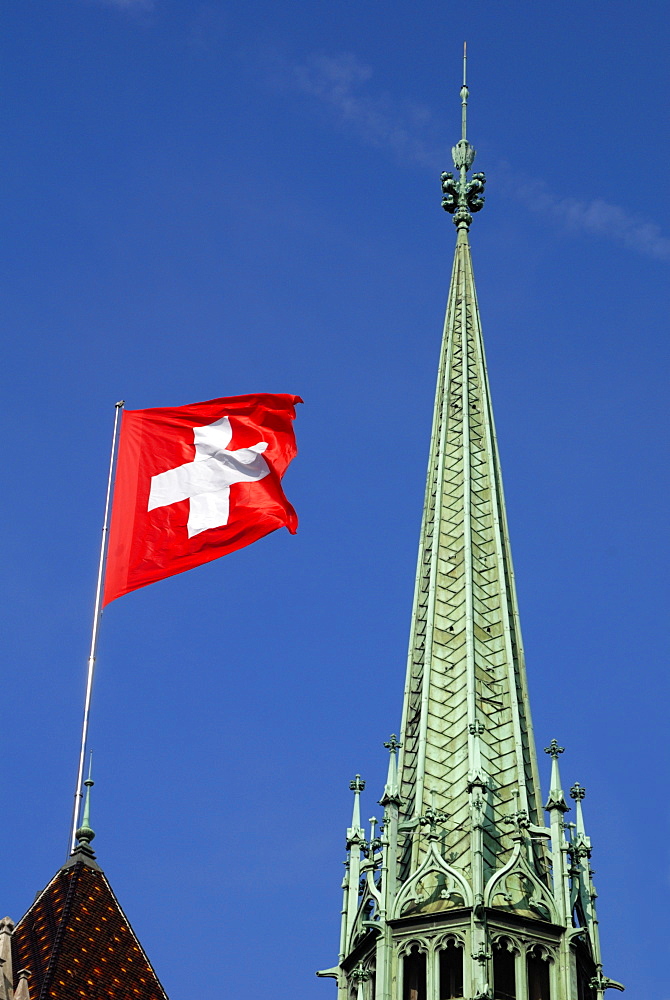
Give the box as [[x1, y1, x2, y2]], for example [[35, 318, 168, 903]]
[[544, 739, 565, 759], [570, 782, 586, 801], [384, 734, 401, 753], [351, 965, 370, 985], [419, 805, 448, 840], [441, 43, 485, 231], [349, 774, 365, 793]]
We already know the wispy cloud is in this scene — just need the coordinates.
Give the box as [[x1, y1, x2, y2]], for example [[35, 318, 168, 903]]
[[289, 52, 670, 263], [514, 178, 670, 263], [292, 53, 445, 170]]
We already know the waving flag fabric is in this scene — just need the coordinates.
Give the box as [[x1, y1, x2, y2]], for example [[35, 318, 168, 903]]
[[103, 393, 301, 606]]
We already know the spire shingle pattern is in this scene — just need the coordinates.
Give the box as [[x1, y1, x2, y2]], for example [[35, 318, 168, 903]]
[[397, 228, 544, 889]]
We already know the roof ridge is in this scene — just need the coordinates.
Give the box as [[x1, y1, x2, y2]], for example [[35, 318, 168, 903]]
[[36, 863, 81, 1000], [97, 869, 171, 1000]]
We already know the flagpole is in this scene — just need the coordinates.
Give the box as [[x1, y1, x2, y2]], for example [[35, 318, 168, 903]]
[[68, 400, 125, 855]]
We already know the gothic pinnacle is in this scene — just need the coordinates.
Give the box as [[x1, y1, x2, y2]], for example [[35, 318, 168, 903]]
[[544, 739, 569, 812], [0, 917, 14, 1000], [570, 782, 588, 839], [380, 735, 401, 806], [14, 970, 31, 1000], [347, 775, 365, 844]]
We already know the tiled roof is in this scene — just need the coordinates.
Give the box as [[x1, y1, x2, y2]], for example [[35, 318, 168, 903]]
[[12, 860, 169, 1000]]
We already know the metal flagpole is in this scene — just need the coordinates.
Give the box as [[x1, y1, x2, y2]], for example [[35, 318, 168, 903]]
[[68, 400, 125, 855]]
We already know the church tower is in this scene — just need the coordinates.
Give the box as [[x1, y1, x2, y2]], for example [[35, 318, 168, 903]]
[[318, 54, 624, 1000], [1, 778, 169, 1000]]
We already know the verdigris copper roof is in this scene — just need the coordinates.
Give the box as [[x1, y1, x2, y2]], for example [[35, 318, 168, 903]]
[[396, 214, 545, 890], [12, 859, 169, 1000]]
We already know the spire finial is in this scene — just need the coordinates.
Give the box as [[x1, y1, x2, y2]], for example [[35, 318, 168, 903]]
[[544, 738, 564, 759], [74, 752, 96, 852], [419, 805, 448, 842], [441, 43, 486, 232], [461, 41, 468, 142]]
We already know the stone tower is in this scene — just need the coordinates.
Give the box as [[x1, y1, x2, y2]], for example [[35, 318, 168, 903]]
[[318, 56, 624, 1000]]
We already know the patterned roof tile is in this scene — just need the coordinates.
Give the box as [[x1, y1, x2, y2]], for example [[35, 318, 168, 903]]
[[12, 862, 168, 1000]]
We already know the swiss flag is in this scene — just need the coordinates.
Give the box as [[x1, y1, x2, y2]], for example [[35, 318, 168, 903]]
[[103, 393, 301, 606]]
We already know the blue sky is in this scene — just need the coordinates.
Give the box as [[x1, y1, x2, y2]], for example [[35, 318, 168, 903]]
[[2, 2, 668, 998]]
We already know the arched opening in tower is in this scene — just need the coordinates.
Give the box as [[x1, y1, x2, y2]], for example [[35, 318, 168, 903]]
[[527, 948, 551, 1000], [403, 947, 427, 1000], [493, 940, 516, 1000], [439, 940, 464, 998]]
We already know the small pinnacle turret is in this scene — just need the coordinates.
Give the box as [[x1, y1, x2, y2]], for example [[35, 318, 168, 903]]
[[0, 917, 15, 1000], [570, 782, 587, 837], [348, 775, 366, 842], [12, 973, 29, 1000], [380, 735, 401, 807], [544, 739, 569, 812]]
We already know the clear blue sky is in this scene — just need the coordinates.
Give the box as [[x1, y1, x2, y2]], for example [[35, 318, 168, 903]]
[[2, 2, 668, 998]]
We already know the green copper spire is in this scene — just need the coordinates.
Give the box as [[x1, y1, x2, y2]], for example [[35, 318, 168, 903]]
[[320, 52, 621, 1000], [397, 60, 544, 898]]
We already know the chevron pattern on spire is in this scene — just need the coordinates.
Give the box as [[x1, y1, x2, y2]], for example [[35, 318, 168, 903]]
[[397, 224, 545, 895]]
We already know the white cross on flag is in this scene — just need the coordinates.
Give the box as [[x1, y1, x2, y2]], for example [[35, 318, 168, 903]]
[[103, 394, 301, 605]]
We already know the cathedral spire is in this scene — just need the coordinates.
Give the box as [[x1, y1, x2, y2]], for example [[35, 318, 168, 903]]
[[321, 51, 620, 1000], [398, 56, 543, 891]]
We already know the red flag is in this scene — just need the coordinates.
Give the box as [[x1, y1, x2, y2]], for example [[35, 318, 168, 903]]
[[103, 393, 301, 606]]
